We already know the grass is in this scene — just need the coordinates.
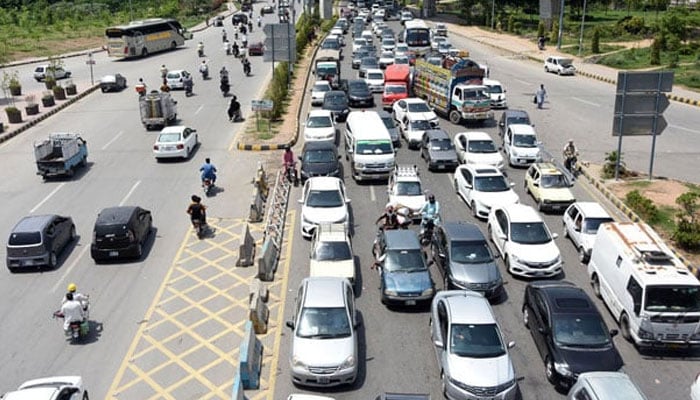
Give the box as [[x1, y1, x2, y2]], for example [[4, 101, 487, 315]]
[[597, 46, 699, 69], [674, 63, 700, 90], [653, 205, 678, 234], [558, 43, 625, 57], [245, 115, 283, 140]]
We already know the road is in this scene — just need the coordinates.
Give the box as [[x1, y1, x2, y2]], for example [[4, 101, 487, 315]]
[[272, 16, 700, 400]]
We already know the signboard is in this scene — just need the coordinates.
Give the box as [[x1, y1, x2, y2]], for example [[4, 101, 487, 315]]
[[616, 71, 674, 93], [251, 99, 273, 112], [612, 115, 667, 136], [263, 23, 296, 62], [614, 93, 670, 115]]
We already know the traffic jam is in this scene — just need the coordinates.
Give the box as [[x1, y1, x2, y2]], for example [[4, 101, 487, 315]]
[[283, 2, 700, 400]]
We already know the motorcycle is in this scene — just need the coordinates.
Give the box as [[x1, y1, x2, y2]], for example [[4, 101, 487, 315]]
[[284, 162, 299, 187], [243, 62, 251, 77], [419, 218, 436, 246], [220, 79, 230, 97], [184, 80, 194, 97], [53, 302, 90, 342], [199, 66, 209, 80], [198, 47, 204, 57], [202, 178, 214, 196], [565, 155, 580, 178]]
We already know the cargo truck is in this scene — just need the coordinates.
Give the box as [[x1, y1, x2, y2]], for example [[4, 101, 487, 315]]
[[139, 90, 177, 130], [34, 133, 88, 179]]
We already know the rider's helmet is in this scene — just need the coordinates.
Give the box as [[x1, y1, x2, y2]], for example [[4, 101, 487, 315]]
[[191, 195, 201, 203], [428, 193, 436, 203], [568, 139, 574, 144], [67, 283, 77, 293]]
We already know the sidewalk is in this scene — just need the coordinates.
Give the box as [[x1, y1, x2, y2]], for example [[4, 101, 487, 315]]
[[437, 22, 700, 107]]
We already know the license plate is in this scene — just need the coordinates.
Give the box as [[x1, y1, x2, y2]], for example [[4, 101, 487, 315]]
[[405, 300, 416, 305], [318, 376, 330, 384], [668, 343, 685, 349], [109, 251, 119, 257], [437, 165, 445, 170], [164, 146, 174, 151]]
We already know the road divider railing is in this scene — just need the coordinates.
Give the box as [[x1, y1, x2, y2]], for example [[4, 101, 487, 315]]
[[238, 320, 263, 390]]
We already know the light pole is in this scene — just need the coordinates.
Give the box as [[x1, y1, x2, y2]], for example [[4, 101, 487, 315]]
[[578, 0, 587, 56], [556, 0, 565, 49], [491, 0, 495, 30]]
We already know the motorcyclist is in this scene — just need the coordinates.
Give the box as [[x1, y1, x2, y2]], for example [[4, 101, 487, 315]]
[[283, 147, 298, 181], [419, 193, 440, 231], [197, 41, 205, 57], [186, 195, 207, 229], [228, 96, 242, 122], [135, 78, 147, 96], [538, 36, 546, 50], [563, 139, 579, 172], [200, 158, 217, 185], [232, 41, 240, 58], [60, 292, 86, 333], [199, 60, 209, 79], [222, 28, 227, 42], [183, 72, 194, 94], [375, 205, 400, 230], [224, 39, 231, 56], [257, 16, 262, 27], [242, 57, 251, 76], [62, 283, 89, 310], [160, 64, 168, 79], [241, 33, 248, 48], [220, 66, 229, 80]]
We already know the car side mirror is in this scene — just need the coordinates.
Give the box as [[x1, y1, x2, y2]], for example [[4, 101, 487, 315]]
[[464, 183, 472, 189], [298, 156, 302, 161], [433, 339, 443, 348], [551, 233, 559, 239], [338, 155, 342, 159], [438, 252, 446, 259], [610, 329, 619, 337], [507, 341, 515, 349], [574, 226, 581, 232], [533, 181, 539, 187], [298, 199, 304, 204], [498, 233, 506, 240], [509, 182, 515, 187], [499, 122, 504, 127], [286, 320, 295, 329], [538, 327, 548, 335], [346, 198, 351, 203]]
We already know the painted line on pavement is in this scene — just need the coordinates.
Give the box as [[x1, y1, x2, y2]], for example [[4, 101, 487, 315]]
[[513, 78, 531, 86], [119, 180, 141, 206], [30, 182, 66, 213], [51, 245, 91, 293], [101, 130, 124, 150], [572, 97, 600, 107], [195, 104, 204, 115], [446, 173, 454, 189], [669, 124, 700, 134], [369, 185, 376, 202]]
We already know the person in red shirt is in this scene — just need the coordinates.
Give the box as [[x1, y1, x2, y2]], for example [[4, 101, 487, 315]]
[[283, 147, 298, 182]]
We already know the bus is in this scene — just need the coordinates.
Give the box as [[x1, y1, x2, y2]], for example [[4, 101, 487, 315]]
[[105, 18, 193, 58], [402, 19, 431, 56]]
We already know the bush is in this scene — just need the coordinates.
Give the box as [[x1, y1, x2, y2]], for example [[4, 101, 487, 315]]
[[625, 190, 659, 223], [673, 191, 700, 250], [537, 20, 545, 38], [650, 36, 661, 65], [617, 15, 647, 35], [591, 28, 600, 54], [550, 20, 558, 43], [601, 150, 626, 179]]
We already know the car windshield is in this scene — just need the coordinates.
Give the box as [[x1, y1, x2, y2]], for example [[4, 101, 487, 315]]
[[510, 222, 551, 244], [645, 286, 700, 312], [396, 181, 422, 196], [383, 39, 395, 45], [317, 66, 338, 76], [394, 56, 409, 64], [507, 116, 530, 126], [451, 241, 493, 264], [304, 149, 336, 163], [355, 51, 370, 60], [410, 120, 432, 130], [438, 42, 452, 49], [326, 94, 347, 106], [407, 102, 431, 113], [582, 218, 614, 234], [450, 323, 505, 358], [474, 176, 510, 192], [468, 139, 497, 153], [361, 58, 379, 67], [513, 134, 537, 148], [553, 314, 611, 347], [463, 89, 488, 100], [296, 307, 351, 339], [157, 133, 181, 143], [381, 116, 397, 129], [356, 140, 393, 154], [384, 249, 427, 272], [367, 72, 384, 80], [430, 138, 453, 151], [307, 116, 333, 128], [354, 39, 367, 45], [166, 72, 182, 79], [381, 51, 394, 58], [313, 241, 352, 261], [313, 83, 331, 92], [385, 85, 407, 94], [322, 40, 339, 49], [8, 232, 41, 246], [540, 174, 569, 188], [306, 189, 344, 208], [486, 85, 504, 94]]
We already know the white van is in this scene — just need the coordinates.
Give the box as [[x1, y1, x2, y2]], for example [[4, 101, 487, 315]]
[[345, 111, 395, 181], [588, 222, 700, 349]]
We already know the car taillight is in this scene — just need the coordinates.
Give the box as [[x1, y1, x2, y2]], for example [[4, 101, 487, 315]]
[[176, 144, 184, 149]]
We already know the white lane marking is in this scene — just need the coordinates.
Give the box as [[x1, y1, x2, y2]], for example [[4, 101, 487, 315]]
[[119, 180, 141, 206], [101, 130, 124, 150], [51, 245, 90, 293], [669, 124, 700, 134], [369, 185, 376, 202], [30, 183, 66, 213], [572, 97, 600, 107], [446, 173, 454, 188], [195, 104, 204, 115], [513, 78, 530, 85]]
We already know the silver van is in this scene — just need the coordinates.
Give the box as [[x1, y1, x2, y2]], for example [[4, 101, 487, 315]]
[[6, 214, 76, 271]]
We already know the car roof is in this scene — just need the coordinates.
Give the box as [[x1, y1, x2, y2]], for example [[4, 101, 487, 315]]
[[403, 97, 427, 104], [438, 290, 495, 324], [482, 78, 502, 86], [508, 124, 536, 135], [424, 129, 449, 139], [13, 215, 57, 232], [459, 131, 492, 141], [500, 204, 542, 223], [572, 202, 612, 219], [313, 80, 331, 87], [307, 176, 343, 190], [303, 140, 336, 151], [308, 109, 333, 118], [441, 221, 487, 242], [366, 68, 384, 75], [159, 126, 188, 134], [503, 109, 529, 119], [302, 277, 347, 308], [95, 206, 138, 225], [384, 229, 421, 250], [576, 372, 647, 400], [459, 164, 502, 177], [532, 162, 563, 175], [529, 280, 596, 315]]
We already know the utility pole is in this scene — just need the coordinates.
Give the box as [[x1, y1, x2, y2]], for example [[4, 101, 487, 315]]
[[556, 0, 565, 50], [578, 0, 587, 56]]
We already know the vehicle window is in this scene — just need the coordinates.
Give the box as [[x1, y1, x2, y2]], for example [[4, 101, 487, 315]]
[[573, 388, 593, 400], [8, 232, 42, 245], [346, 285, 355, 320], [437, 301, 448, 340], [534, 292, 549, 327], [384, 249, 426, 272], [381, 116, 397, 129], [510, 222, 551, 244], [485, 85, 503, 94], [541, 174, 569, 188], [583, 217, 613, 234], [459, 168, 472, 183], [183, 130, 190, 139], [644, 285, 700, 313], [407, 102, 431, 113], [553, 314, 611, 347], [509, 116, 531, 126], [396, 181, 422, 196], [312, 240, 352, 261], [95, 223, 128, 237], [450, 323, 505, 358], [430, 138, 453, 151], [307, 116, 333, 128], [410, 120, 432, 130], [454, 88, 462, 100], [474, 176, 510, 192], [495, 211, 507, 234], [468, 139, 497, 153], [385, 85, 406, 94], [567, 206, 579, 220], [313, 83, 331, 92], [367, 72, 384, 80], [304, 149, 336, 163], [356, 140, 393, 154], [451, 241, 493, 264], [296, 307, 351, 338], [306, 189, 344, 208], [513, 134, 537, 148], [157, 133, 181, 143]]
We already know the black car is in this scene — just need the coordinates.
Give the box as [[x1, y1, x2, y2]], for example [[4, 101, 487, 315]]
[[91, 206, 153, 262], [352, 49, 372, 69], [299, 141, 341, 182], [522, 281, 623, 390], [212, 15, 224, 26], [322, 90, 350, 122], [232, 13, 248, 25], [99, 73, 127, 93], [498, 109, 531, 137], [346, 79, 374, 107], [261, 4, 275, 14]]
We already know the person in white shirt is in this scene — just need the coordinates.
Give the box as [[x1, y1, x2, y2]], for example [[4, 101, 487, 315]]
[[62, 283, 89, 310], [60, 293, 86, 332]]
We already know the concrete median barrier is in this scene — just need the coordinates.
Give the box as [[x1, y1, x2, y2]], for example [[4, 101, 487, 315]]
[[239, 320, 263, 390], [248, 186, 265, 223], [236, 223, 256, 267], [248, 290, 269, 334], [230, 369, 245, 400], [257, 237, 279, 282]]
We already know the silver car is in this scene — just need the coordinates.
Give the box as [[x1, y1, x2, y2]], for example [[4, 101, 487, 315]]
[[430, 290, 517, 400], [311, 81, 333, 106], [286, 277, 359, 387]]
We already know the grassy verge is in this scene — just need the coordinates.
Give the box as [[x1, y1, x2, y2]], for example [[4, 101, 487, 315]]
[[558, 43, 625, 57]]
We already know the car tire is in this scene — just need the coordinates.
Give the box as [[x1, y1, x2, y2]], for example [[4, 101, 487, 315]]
[[453, 179, 459, 194], [141, 48, 148, 57], [562, 221, 569, 238], [101, 87, 107, 93], [620, 313, 633, 342], [70, 225, 77, 241], [522, 306, 530, 329], [471, 202, 478, 218], [537, 200, 544, 212], [591, 274, 602, 298], [49, 251, 58, 269], [578, 246, 588, 263], [545, 356, 557, 385], [441, 371, 447, 397], [449, 110, 461, 125], [136, 243, 143, 259]]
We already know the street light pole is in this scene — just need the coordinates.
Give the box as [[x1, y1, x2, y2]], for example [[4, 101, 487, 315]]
[[556, 0, 565, 50], [491, 0, 495, 30], [578, 0, 587, 56]]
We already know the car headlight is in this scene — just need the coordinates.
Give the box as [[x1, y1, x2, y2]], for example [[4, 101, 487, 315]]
[[384, 289, 397, 296], [510, 148, 520, 157], [552, 255, 561, 265], [509, 254, 520, 263], [355, 162, 365, 168], [302, 215, 313, 224], [638, 327, 654, 340], [340, 355, 356, 369], [447, 375, 470, 391], [421, 287, 434, 296], [491, 277, 503, 288], [330, 168, 340, 176], [554, 361, 572, 377], [292, 355, 307, 368]]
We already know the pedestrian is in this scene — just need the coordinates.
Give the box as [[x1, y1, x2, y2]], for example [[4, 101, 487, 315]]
[[535, 84, 547, 109]]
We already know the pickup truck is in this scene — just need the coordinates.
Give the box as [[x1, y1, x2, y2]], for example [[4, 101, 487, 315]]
[[34, 133, 88, 179], [139, 91, 177, 130]]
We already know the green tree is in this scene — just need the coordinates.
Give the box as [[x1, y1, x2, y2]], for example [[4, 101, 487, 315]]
[[673, 192, 700, 250], [591, 27, 600, 54], [650, 36, 661, 65], [550, 20, 559, 43], [537, 20, 545, 38]]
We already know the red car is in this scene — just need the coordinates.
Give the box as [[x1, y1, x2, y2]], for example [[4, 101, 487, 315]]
[[248, 42, 264, 56]]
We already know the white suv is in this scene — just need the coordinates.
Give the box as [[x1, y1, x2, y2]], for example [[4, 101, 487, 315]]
[[503, 124, 539, 167], [487, 204, 562, 278], [387, 165, 426, 218], [33, 65, 71, 82]]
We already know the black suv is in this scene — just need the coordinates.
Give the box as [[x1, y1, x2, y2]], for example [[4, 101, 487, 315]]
[[232, 13, 248, 25], [91, 206, 153, 262], [498, 109, 531, 138], [522, 280, 623, 390], [299, 141, 341, 182]]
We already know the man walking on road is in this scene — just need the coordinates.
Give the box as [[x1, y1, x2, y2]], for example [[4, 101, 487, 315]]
[[536, 84, 547, 109]]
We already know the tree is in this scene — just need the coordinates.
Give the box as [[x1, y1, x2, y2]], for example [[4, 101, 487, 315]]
[[650, 36, 661, 65], [591, 27, 600, 54]]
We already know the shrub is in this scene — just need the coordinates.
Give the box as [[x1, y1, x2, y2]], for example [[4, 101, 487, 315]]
[[673, 192, 700, 250], [617, 15, 647, 35], [601, 150, 626, 179], [668, 51, 679, 68], [537, 20, 545, 38], [550, 20, 558, 43], [507, 15, 515, 32], [650, 36, 661, 65], [591, 28, 600, 54], [625, 190, 659, 223]]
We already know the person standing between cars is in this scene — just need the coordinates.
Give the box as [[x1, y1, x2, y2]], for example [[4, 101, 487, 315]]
[[536, 84, 547, 109]]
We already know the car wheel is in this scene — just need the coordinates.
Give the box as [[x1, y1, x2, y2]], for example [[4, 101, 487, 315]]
[[141, 48, 148, 57], [70, 225, 77, 241], [471, 202, 478, 218], [448, 110, 461, 125], [537, 200, 544, 212], [49, 251, 57, 269], [563, 221, 569, 238], [522, 306, 530, 329], [544, 67, 548, 73], [620, 313, 633, 342], [487, 224, 494, 243], [545, 356, 557, 385], [524, 183, 530, 194], [591, 274, 601, 298], [101, 87, 107, 93], [441, 371, 447, 397], [453, 179, 459, 193], [136, 243, 143, 259], [578, 246, 588, 263]]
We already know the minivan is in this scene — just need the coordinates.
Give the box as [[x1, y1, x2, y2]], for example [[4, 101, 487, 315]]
[[91, 206, 153, 262], [6, 214, 76, 271], [344, 111, 395, 181]]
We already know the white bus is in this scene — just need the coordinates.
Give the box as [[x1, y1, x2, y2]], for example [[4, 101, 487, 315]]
[[402, 19, 431, 56], [106, 18, 192, 58]]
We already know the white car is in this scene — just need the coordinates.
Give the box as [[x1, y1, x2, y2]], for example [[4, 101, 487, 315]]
[[400, 11, 413, 24], [299, 177, 350, 239], [330, 27, 345, 42], [378, 51, 395, 69], [364, 68, 385, 93], [373, 22, 387, 35], [33, 64, 71, 81], [399, 114, 433, 149], [392, 98, 439, 127], [2, 376, 88, 400], [387, 165, 426, 218], [453, 131, 505, 169], [381, 38, 396, 52], [545, 55, 576, 75], [430, 36, 448, 51], [310, 81, 332, 106], [394, 43, 409, 56], [304, 110, 336, 142], [455, 164, 519, 220], [373, 9, 386, 21], [153, 126, 199, 160], [483, 78, 507, 108], [310, 223, 355, 284], [503, 124, 540, 167], [487, 204, 562, 278], [352, 38, 368, 54], [361, 30, 374, 43], [562, 202, 614, 263], [165, 69, 190, 89]]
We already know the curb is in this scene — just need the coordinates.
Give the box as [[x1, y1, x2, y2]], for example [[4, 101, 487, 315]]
[[579, 164, 700, 279], [0, 84, 100, 144]]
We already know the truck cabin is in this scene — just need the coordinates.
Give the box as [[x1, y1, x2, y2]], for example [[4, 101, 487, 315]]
[[453, 86, 489, 103]]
